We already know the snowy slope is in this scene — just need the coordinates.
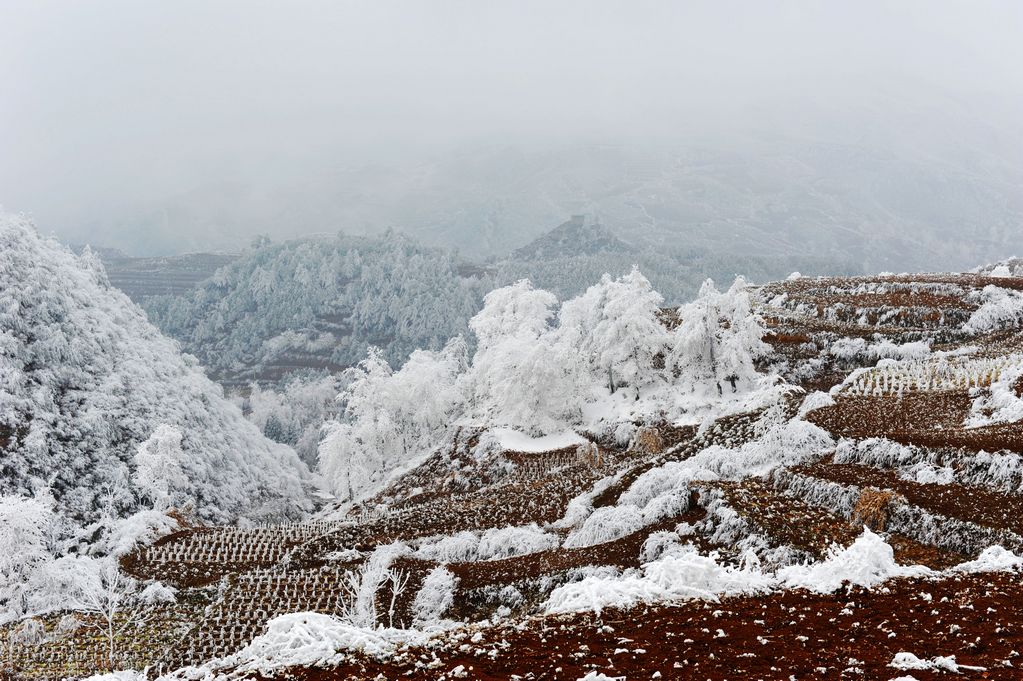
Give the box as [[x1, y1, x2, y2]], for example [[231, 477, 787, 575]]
[[0, 214, 313, 526]]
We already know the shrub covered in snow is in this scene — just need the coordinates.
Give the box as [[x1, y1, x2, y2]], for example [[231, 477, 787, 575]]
[[964, 285, 1023, 333], [411, 567, 457, 625]]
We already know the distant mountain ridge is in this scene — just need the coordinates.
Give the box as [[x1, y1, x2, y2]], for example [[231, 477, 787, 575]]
[[511, 215, 631, 261]]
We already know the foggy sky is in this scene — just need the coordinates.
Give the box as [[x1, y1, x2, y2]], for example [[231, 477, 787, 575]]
[[1, 1, 1022, 254]]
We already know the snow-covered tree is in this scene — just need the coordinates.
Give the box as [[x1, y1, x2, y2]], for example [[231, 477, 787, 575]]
[[670, 277, 769, 395], [144, 230, 490, 380], [467, 280, 582, 432], [715, 277, 771, 391], [133, 425, 189, 511], [559, 267, 670, 396], [318, 339, 467, 501], [242, 375, 340, 467], [65, 558, 169, 669], [0, 492, 55, 623]]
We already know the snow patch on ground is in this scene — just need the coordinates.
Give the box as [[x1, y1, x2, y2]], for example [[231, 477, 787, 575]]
[[889, 652, 986, 673], [544, 544, 774, 615], [953, 545, 1023, 573], [83, 672, 146, 681], [169, 613, 426, 680], [486, 428, 586, 452]]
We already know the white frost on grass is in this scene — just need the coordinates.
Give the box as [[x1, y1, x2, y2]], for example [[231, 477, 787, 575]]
[[563, 505, 647, 549], [177, 612, 425, 679], [485, 428, 586, 453], [412, 531, 480, 563], [477, 524, 560, 559], [899, 462, 955, 486], [544, 544, 774, 615], [966, 362, 1023, 428], [549, 526, 1018, 618], [413, 524, 559, 562], [550, 474, 620, 530], [560, 419, 831, 549], [779, 528, 932, 593], [828, 338, 932, 363]]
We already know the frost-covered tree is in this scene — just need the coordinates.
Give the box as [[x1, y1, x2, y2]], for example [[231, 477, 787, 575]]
[[467, 280, 582, 432], [670, 277, 769, 395], [318, 339, 467, 501], [559, 267, 670, 396], [65, 558, 173, 669], [0, 492, 55, 623], [133, 425, 189, 511], [242, 375, 340, 467]]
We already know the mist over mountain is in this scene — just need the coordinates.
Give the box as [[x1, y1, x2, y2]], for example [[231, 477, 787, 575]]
[[43, 113, 1023, 273], [4, 3, 1020, 271]]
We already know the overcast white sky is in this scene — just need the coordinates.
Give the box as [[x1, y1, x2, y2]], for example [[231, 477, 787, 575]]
[[1, 1, 1021, 249]]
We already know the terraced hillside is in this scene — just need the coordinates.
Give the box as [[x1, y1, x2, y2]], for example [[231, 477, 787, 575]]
[[100, 251, 238, 302], [5, 271, 1023, 681]]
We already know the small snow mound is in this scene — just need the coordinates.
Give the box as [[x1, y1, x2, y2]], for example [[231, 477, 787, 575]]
[[798, 391, 835, 417], [779, 528, 931, 593], [954, 545, 1023, 573], [786, 271, 802, 280], [232, 612, 422, 670], [889, 652, 932, 670], [486, 428, 586, 453], [889, 652, 985, 673]]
